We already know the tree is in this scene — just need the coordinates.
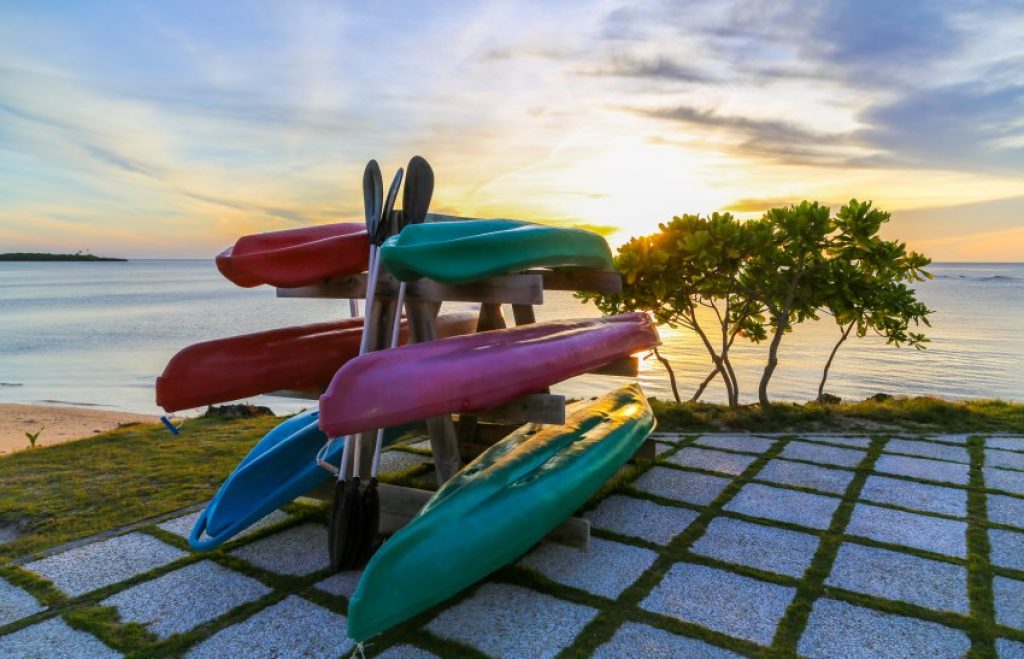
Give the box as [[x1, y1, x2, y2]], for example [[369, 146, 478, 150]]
[[816, 200, 932, 401]]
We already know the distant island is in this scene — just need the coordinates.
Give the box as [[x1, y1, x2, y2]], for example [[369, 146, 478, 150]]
[[0, 253, 126, 262]]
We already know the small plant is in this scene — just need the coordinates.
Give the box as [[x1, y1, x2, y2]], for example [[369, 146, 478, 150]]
[[25, 427, 44, 448]]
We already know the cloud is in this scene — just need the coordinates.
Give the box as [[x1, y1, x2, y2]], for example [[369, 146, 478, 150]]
[[579, 56, 714, 83]]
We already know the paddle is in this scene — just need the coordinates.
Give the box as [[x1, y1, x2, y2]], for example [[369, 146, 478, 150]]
[[355, 156, 435, 566], [328, 160, 382, 569], [331, 165, 404, 571]]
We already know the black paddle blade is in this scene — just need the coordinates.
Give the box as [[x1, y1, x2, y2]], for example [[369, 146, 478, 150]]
[[354, 477, 380, 567], [328, 480, 346, 570], [362, 161, 383, 242], [404, 156, 434, 225], [337, 476, 363, 569]]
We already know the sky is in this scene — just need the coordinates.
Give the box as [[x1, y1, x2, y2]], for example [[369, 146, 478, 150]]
[[1, 0, 1022, 259]]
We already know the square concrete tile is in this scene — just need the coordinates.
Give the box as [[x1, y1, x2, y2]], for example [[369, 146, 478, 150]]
[[988, 467, 1024, 495], [585, 495, 699, 546], [845, 504, 967, 557], [989, 437, 1024, 452], [859, 475, 967, 518], [885, 438, 969, 464], [691, 517, 819, 578], [725, 483, 841, 530], [801, 435, 872, 449], [380, 450, 430, 473], [314, 570, 362, 599], [927, 434, 972, 445], [230, 523, 329, 576], [756, 459, 854, 495], [593, 621, 742, 658], [0, 617, 121, 658], [519, 537, 657, 599], [874, 454, 969, 485], [24, 532, 187, 597], [998, 638, 1024, 658], [426, 583, 597, 659], [185, 595, 353, 659], [632, 466, 731, 506], [157, 509, 290, 542], [827, 542, 968, 613], [798, 598, 970, 658], [0, 577, 44, 627], [994, 576, 1024, 631], [654, 442, 674, 456], [695, 434, 775, 454], [989, 493, 1024, 528], [376, 645, 439, 659], [102, 560, 269, 638], [780, 441, 866, 468], [667, 447, 757, 476], [991, 529, 1024, 571], [989, 450, 1024, 472], [641, 562, 794, 645]]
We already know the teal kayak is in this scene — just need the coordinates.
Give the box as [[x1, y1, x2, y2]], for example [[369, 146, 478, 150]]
[[380, 219, 613, 283], [346, 383, 654, 641]]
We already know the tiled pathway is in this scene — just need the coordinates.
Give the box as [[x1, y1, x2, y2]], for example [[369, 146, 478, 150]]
[[1, 435, 1023, 657]]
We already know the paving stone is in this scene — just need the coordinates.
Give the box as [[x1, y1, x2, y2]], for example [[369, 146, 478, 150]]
[[632, 466, 731, 506], [989, 493, 1024, 528], [230, 523, 329, 575], [798, 597, 970, 658], [102, 560, 269, 638], [989, 450, 1024, 472], [695, 434, 775, 454], [989, 437, 1024, 452], [640, 562, 794, 646], [827, 543, 968, 613], [884, 438, 970, 464], [376, 645, 440, 659], [691, 517, 819, 578], [426, 583, 596, 658], [0, 617, 121, 658], [593, 621, 741, 658], [584, 495, 699, 546], [650, 432, 687, 443], [0, 577, 45, 627], [756, 459, 854, 495], [380, 450, 430, 473], [654, 442, 674, 456], [157, 509, 290, 541], [667, 447, 757, 475], [995, 576, 1024, 631], [988, 468, 1024, 495], [519, 537, 657, 599], [998, 638, 1024, 658], [780, 441, 866, 468], [314, 570, 362, 599], [24, 532, 187, 597], [991, 529, 1024, 571], [845, 503, 967, 557], [801, 434, 872, 449], [725, 483, 841, 530], [859, 475, 968, 518], [185, 595, 353, 659], [874, 454, 970, 485], [927, 433, 972, 445]]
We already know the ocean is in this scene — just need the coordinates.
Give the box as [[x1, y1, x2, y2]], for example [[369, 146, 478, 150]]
[[0, 260, 1021, 415]]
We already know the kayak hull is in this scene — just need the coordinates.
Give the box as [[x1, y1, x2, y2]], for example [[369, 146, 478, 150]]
[[380, 219, 613, 284], [346, 383, 654, 641], [157, 312, 478, 413], [318, 313, 659, 437], [216, 223, 369, 288]]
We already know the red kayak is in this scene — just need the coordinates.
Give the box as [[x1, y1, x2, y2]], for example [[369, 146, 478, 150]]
[[156, 311, 478, 413], [318, 312, 659, 437], [216, 223, 370, 288]]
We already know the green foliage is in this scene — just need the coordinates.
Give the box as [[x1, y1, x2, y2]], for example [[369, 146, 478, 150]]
[[24, 428, 43, 448]]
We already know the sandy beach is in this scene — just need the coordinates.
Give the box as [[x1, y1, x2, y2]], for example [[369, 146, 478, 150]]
[[0, 403, 158, 456]]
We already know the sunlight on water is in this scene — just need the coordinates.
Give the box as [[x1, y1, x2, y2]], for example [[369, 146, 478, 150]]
[[1, 261, 1021, 414]]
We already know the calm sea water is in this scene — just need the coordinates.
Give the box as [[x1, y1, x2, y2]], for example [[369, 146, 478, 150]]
[[0, 260, 1021, 415]]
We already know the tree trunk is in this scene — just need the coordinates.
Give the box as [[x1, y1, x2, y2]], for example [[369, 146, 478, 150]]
[[758, 310, 789, 408], [817, 321, 855, 402], [652, 346, 682, 403], [723, 354, 740, 406], [691, 368, 720, 402], [690, 313, 736, 405]]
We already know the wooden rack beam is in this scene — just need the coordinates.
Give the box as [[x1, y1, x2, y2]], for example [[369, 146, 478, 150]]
[[471, 393, 566, 425], [277, 272, 543, 306]]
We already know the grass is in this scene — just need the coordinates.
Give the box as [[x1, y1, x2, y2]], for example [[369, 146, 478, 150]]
[[650, 396, 1024, 433]]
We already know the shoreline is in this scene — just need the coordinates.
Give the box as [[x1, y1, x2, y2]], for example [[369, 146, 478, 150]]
[[0, 403, 159, 456]]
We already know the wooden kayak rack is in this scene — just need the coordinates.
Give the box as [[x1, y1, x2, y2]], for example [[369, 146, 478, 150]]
[[276, 264, 653, 550]]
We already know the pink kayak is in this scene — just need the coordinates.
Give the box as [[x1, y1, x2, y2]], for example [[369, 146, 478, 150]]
[[318, 312, 659, 437], [216, 223, 370, 288], [157, 311, 478, 413]]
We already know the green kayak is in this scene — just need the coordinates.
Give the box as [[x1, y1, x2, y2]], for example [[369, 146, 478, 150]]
[[346, 383, 654, 642], [379, 218, 613, 283]]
